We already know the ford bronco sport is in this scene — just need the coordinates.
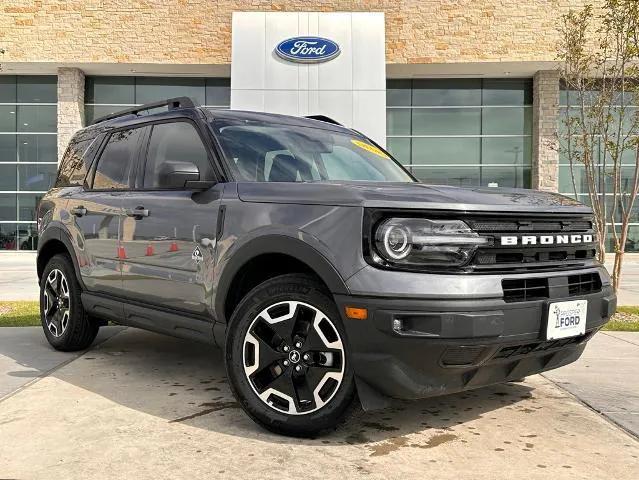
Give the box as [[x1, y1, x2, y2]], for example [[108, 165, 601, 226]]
[[37, 97, 616, 436]]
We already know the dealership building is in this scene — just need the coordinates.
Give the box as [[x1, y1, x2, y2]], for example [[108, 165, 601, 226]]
[[1, 0, 620, 252]]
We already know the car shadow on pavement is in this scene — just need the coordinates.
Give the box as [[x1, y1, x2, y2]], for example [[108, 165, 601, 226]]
[[27, 327, 537, 447]]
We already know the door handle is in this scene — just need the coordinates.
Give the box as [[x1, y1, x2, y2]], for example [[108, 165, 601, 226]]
[[125, 206, 150, 219], [70, 206, 87, 217]]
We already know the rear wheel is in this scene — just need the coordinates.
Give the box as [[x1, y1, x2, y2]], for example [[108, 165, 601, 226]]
[[226, 274, 355, 437], [40, 253, 99, 351]]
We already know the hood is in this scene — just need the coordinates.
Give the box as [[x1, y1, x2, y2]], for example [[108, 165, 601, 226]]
[[236, 181, 592, 214]]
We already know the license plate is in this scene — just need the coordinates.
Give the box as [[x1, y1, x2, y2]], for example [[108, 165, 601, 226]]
[[546, 300, 587, 340]]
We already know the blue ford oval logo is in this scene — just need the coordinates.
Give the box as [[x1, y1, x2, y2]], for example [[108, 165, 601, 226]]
[[275, 37, 341, 63]]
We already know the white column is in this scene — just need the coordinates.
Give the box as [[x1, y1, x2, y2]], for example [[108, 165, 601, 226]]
[[57, 67, 85, 161], [532, 70, 560, 192]]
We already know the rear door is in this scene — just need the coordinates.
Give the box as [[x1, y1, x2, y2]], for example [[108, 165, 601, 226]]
[[68, 126, 146, 297], [119, 118, 222, 316]]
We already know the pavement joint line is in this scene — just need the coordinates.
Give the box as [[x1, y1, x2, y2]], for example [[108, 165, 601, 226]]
[[0, 326, 129, 405], [601, 331, 639, 347], [542, 372, 639, 442]]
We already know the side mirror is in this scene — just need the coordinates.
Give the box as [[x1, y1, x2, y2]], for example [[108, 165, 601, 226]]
[[158, 161, 201, 189]]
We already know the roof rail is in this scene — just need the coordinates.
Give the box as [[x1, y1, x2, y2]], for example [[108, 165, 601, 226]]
[[305, 115, 342, 126], [91, 97, 197, 125]]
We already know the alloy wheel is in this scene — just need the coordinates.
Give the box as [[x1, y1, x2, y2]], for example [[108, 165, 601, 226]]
[[242, 300, 345, 415], [43, 268, 71, 338]]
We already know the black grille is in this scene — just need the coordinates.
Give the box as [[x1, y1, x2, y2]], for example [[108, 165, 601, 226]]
[[568, 272, 603, 296], [502, 278, 549, 302], [466, 215, 597, 273], [492, 333, 590, 360], [441, 346, 488, 366], [502, 272, 602, 303]]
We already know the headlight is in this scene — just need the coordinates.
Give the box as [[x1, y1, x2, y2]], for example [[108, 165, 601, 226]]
[[373, 218, 488, 269]]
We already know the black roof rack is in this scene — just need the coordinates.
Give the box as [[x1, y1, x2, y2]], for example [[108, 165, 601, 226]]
[[91, 97, 197, 125], [305, 115, 342, 126]]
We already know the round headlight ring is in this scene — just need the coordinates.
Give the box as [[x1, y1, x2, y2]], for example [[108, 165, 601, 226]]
[[382, 224, 412, 260]]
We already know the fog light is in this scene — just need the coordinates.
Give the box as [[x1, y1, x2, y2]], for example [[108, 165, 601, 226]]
[[392, 318, 403, 333]]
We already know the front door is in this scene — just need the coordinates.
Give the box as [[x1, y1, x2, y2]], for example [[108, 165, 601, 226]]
[[119, 120, 222, 316]]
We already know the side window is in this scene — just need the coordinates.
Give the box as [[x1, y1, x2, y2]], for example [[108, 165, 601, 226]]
[[143, 122, 212, 189], [56, 138, 92, 187], [92, 128, 143, 190]]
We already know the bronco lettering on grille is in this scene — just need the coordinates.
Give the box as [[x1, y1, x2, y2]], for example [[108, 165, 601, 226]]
[[500, 234, 593, 246]]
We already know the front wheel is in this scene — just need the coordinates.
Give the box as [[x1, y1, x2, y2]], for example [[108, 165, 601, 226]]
[[40, 253, 99, 351], [225, 274, 356, 437]]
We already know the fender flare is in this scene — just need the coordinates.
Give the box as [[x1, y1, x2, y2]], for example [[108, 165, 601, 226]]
[[37, 224, 87, 290], [214, 234, 349, 324]]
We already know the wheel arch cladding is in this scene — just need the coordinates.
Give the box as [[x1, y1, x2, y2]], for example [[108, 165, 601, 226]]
[[216, 235, 349, 325], [37, 226, 82, 287]]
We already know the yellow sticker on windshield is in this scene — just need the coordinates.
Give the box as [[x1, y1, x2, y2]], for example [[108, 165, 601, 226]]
[[351, 139, 390, 159]]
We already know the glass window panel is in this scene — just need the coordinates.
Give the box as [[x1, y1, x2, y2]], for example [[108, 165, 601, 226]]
[[410, 165, 480, 186], [412, 137, 480, 165], [17, 223, 38, 250], [57, 138, 93, 187], [17, 134, 57, 163], [606, 225, 639, 252], [386, 79, 412, 106], [386, 138, 411, 165], [85, 76, 135, 104], [17, 105, 57, 133], [386, 108, 411, 135], [482, 137, 531, 165], [482, 107, 532, 135], [0, 106, 17, 132], [558, 165, 598, 194], [412, 79, 481, 106], [0, 164, 17, 190], [16, 76, 57, 103], [603, 166, 639, 193], [0, 223, 18, 251], [0, 76, 17, 103], [0, 135, 17, 162], [135, 77, 206, 105], [412, 108, 481, 136], [18, 194, 42, 222], [482, 79, 532, 106], [205, 78, 231, 106], [0, 194, 17, 221], [605, 196, 639, 223], [481, 166, 530, 188], [85, 104, 126, 125], [93, 128, 143, 189], [18, 164, 57, 191]]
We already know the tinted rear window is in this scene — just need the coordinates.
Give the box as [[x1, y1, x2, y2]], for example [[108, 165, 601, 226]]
[[55, 138, 94, 187], [92, 128, 143, 189]]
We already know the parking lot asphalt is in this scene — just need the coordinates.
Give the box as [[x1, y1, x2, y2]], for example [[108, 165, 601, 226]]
[[0, 327, 637, 479]]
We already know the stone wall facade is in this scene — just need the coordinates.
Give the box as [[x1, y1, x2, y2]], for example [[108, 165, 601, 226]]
[[532, 70, 560, 192], [0, 0, 597, 65], [57, 67, 85, 161]]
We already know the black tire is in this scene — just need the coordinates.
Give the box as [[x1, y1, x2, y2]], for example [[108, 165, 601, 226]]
[[225, 274, 356, 437], [40, 253, 99, 351]]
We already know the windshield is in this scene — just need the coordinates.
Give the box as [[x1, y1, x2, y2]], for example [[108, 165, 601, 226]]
[[212, 120, 414, 183]]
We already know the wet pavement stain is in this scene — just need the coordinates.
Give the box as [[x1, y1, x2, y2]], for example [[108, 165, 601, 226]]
[[414, 433, 458, 449], [369, 436, 409, 456], [169, 401, 239, 423]]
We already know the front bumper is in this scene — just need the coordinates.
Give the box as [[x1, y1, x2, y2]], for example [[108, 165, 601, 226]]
[[335, 273, 616, 402]]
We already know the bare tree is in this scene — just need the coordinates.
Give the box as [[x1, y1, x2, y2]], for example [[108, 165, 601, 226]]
[[558, 0, 639, 292]]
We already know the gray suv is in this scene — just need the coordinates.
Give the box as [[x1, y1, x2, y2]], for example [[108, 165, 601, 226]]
[[37, 97, 616, 436]]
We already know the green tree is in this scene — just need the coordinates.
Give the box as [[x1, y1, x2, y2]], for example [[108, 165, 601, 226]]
[[558, 0, 639, 291]]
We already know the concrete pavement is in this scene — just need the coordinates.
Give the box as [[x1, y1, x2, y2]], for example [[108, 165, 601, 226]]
[[544, 331, 639, 436], [0, 327, 637, 479], [0, 326, 123, 400]]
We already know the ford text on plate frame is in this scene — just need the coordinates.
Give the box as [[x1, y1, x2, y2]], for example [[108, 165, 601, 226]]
[[275, 37, 341, 63]]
